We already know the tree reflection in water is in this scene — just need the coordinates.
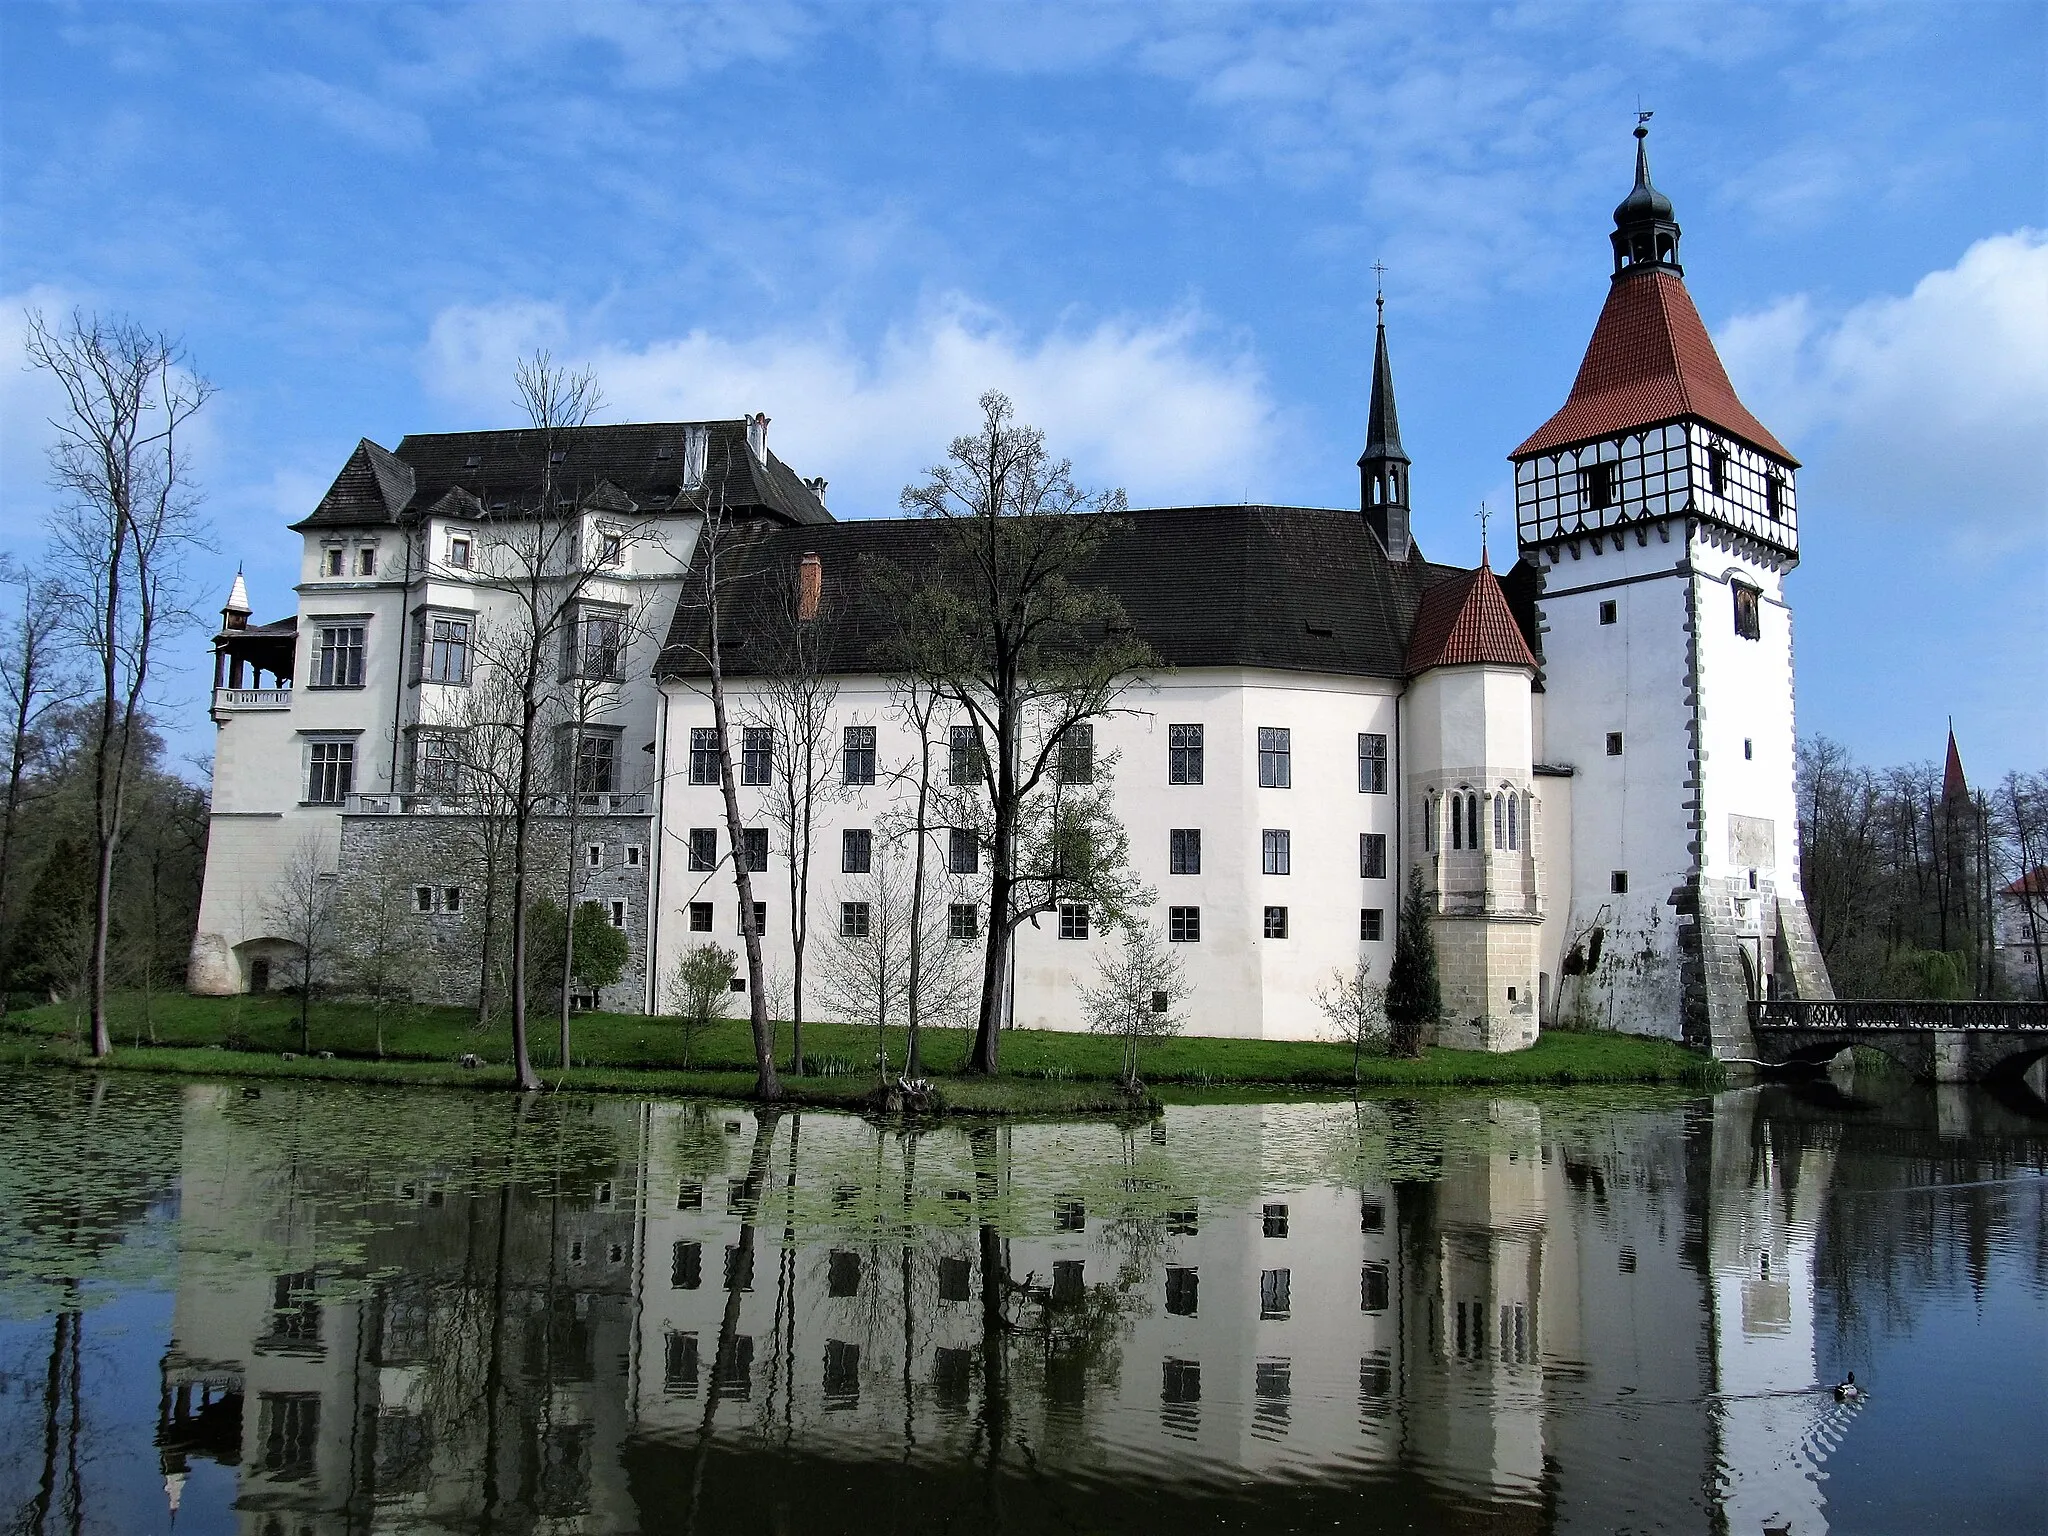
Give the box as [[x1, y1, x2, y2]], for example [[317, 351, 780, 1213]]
[[0, 1070, 2042, 1535]]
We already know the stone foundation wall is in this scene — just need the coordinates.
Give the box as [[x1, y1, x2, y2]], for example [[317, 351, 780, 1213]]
[[1430, 914, 1542, 1053]]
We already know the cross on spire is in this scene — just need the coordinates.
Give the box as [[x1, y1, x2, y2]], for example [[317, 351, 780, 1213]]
[[1372, 260, 1387, 318], [1477, 501, 1492, 563]]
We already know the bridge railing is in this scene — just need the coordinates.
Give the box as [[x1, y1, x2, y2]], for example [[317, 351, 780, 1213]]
[[1751, 998, 2048, 1032]]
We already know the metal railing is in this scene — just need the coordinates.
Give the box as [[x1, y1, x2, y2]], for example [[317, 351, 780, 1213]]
[[1751, 998, 2048, 1032]]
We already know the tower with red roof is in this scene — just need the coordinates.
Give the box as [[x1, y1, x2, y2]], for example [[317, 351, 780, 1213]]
[[1507, 122, 1834, 1056]]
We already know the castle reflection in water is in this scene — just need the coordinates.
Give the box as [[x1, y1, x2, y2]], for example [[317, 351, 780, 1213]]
[[153, 1088, 1870, 1534]]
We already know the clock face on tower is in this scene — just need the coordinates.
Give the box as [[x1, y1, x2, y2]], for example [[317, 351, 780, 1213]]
[[1513, 420, 1796, 559]]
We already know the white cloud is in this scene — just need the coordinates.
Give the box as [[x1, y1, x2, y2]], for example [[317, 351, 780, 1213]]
[[1718, 229, 2048, 550], [420, 296, 1282, 515], [258, 71, 429, 154]]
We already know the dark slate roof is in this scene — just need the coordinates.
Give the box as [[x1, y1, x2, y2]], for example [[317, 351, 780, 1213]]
[[291, 419, 830, 531], [657, 504, 1466, 684], [1404, 558, 1538, 675], [1359, 318, 1409, 466]]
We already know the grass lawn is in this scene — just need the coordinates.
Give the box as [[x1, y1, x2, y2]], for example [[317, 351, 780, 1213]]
[[3, 992, 1720, 1111]]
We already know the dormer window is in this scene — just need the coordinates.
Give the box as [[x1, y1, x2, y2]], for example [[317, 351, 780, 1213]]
[[549, 450, 566, 465], [1580, 461, 1617, 510], [463, 454, 480, 470]]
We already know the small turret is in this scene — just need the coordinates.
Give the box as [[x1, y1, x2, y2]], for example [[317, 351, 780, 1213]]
[[1611, 115, 1683, 277], [1359, 289, 1412, 562], [221, 569, 251, 632]]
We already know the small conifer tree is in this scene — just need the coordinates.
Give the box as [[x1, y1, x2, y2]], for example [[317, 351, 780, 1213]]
[[1386, 868, 1440, 1057]]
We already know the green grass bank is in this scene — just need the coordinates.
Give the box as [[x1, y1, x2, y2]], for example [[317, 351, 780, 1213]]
[[4, 993, 1720, 1113]]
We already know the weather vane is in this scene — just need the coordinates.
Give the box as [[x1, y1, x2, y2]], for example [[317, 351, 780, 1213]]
[[1372, 260, 1387, 316], [1477, 500, 1492, 560]]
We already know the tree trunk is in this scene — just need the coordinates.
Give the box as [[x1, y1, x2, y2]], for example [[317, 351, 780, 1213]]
[[560, 745, 580, 1070], [970, 803, 1014, 1075], [711, 662, 780, 1102], [507, 692, 541, 1090], [904, 744, 932, 1080]]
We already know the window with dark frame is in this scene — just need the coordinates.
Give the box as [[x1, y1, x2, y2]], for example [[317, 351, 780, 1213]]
[[1263, 906, 1288, 939], [1359, 832, 1386, 879], [949, 827, 978, 875], [423, 615, 471, 684], [1606, 732, 1624, 757], [948, 903, 978, 940], [314, 624, 365, 688], [573, 733, 617, 795], [842, 725, 875, 785], [1599, 600, 1618, 625], [1611, 870, 1629, 894], [689, 728, 720, 785], [688, 902, 713, 932], [1765, 473, 1785, 518], [842, 828, 871, 874], [1170, 828, 1201, 875], [1168, 906, 1201, 943], [689, 828, 717, 872], [447, 534, 472, 569], [413, 732, 460, 793], [1168, 724, 1204, 784], [1058, 904, 1090, 940], [1262, 829, 1290, 875], [1357, 732, 1388, 793], [1708, 443, 1729, 494], [741, 828, 768, 872], [1259, 1268, 1291, 1319], [840, 902, 870, 939], [307, 740, 354, 803], [1057, 722, 1095, 785], [566, 607, 623, 681], [1257, 727, 1291, 788], [740, 727, 773, 786], [324, 547, 345, 577], [1361, 907, 1384, 941], [739, 901, 766, 936], [1733, 582, 1762, 641], [948, 724, 984, 786], [1580, 460, 1617, 510]]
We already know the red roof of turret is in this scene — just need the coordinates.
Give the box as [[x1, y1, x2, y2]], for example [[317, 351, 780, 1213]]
[[1406, 557, 1539, 675], [1944, 729, 1969, 801], [1511, 269, 1795, 463]]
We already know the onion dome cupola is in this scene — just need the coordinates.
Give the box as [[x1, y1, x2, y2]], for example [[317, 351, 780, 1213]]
[[1359, 291, 1412, 562], [1612, 117, 1682, 277]]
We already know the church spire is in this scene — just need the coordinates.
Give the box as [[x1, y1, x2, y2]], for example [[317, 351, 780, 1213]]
[[1611, 114, 1682, 278], [1359, 281, 1412, 562]]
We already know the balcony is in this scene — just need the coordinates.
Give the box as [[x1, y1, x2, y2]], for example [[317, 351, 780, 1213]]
[[212, 687, 293, 714], [345, 791, 651, 817]]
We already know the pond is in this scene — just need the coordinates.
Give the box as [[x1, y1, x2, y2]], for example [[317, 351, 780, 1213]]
[[0, 1069, 2043, 1535]]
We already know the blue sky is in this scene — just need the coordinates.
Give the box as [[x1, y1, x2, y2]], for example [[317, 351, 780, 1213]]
[[2, 2, 2043, 780]]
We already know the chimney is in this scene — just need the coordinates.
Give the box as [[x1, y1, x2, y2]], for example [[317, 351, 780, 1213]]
[[806, 476, 829, 505], [746, 412, 771, 465], [798, 551, 822, 621]]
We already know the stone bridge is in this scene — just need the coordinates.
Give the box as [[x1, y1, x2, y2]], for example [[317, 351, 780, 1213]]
[[1749, 999, 2048, 1084]]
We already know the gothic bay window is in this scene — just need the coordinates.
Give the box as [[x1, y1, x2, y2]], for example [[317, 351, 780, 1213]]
[[1357, 732, 1388, 794], [948, 724, 985, 786], [306, 740, 355, 803], [1580, 460, 1618, 510], [949, 827, 979, 875], [842, 828, 871, 874], [842, 725, 876, 785], [1262, 829, 1291, 875], [1359, 833, 1387, 879], [1448, 790, 1481, 850], [1257, 727, 1291, 788], [420, 614, 471, 684], [1169, 828, 1201, 875], [1169, 723, 1204, 784], [689, 828, 717, 872], [1057, 722, 1095, 785], [740, 727, 773, 786], [313, 623, 365, 688], [741, 828, 769, 872], [1493, 791, 1522, 851], [689, 727, 720, 785], [1733, 582, 1762, 640]]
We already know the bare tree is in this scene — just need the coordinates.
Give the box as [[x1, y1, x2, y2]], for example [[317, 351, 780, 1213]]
[[1998, 770, 2048, 1000], [1315, 957, 1389, 1095], [0, 558, 76, 1004], [896, 391, 1154, 1074], [25, 310, 213, 1058], [737, 554, 840, 1076], [265, 831, 337, 1054], [1076, 915, 1189, 1095], [882, 669, 951, 1081]]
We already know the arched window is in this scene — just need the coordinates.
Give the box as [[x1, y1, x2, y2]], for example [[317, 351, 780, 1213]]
[[1507, 793, 1520, 852], [1466, 793, 1480, 850], [1493, 793, 1505, 850], [1448, 794, 1459, 851], [1425, 794, 1438, 853]]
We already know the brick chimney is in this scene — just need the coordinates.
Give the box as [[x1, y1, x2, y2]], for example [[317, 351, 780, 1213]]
[[746, 412, 771, 465], [799, 552, 822, 621]]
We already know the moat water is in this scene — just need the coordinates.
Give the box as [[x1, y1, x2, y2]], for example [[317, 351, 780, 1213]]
[[0, 1068, 2043, 1535]]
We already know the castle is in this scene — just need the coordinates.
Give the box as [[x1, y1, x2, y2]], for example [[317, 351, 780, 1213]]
[[189, 129, 1833, 1058]]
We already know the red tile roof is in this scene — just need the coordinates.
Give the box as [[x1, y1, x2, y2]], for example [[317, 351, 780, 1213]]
[[2002, 867, 2048, 898], [1512, 270, 1795, 463], [1406, 558, 1538, 675]]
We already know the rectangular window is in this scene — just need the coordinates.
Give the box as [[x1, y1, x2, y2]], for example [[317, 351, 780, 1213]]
[[423, 615, 471, 684], [840, 902, 870, 939], [1606, 731, 1624, 757], [1263, 1202, 1289, 1238], [1262, 829, 1291, 875], [688, 828, 717, 872], [1169, 828, 1201, 875], [948, 903, 978, 941], [1360, 1262, 1390, 1313], [324, 547, 344, 577], [1708, 444, 1729, 494], [740, 727, 773, 786], [671, 1241, 702, 1290], [307, 741, 354, 803], [739, 901, 766, 936], [414, 886, 432, 913], [1357, 732, 1388, 794], [948, 827, 978, 875], [574, 734, 617, 795], [600, 531, 624, 566], [586, 844, 603, 868], [1765, 473, 1784, 518], [442, 887, 462, 914], [1599, 599, 1618, 625], [1359, 832, 1386, 879], [1165, 1266, 1198, 1317], [842, 725, 875, 785], [565, 607, 623, 681], [1361, 907, 1384, 941], [689, 728, 720, 785], [688, 901, 713, 932], [447, 534, 472, 569], [1057, 722, 1094, 785], [1733, 582, 1762, 640], [948, 724, 984, 786], [607, 899, 626, 929], [1580, 460, 1617, 510], [1168, 724, 1204, 785], [1611, 870, 1629, 894], [1058, 904, 1090, 941], [1257, 727, 1291, 788], [358, 547, 377, 577], [626, 844, 643, 868], [1259, 1268, 1291, 1319], [741, 828, 768, 872], [314, 625, 365, 688], [1168, 906, 1201, 943], [1263, 905, 1288, 940], [842, 828, 871, 874], [413, 732, 460, 793]]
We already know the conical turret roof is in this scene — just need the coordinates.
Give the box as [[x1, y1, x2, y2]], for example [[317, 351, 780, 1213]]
[[223, 569, 251, 615], [1405, 557, 1538, 674], [1359, 311, 1408, 466]]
